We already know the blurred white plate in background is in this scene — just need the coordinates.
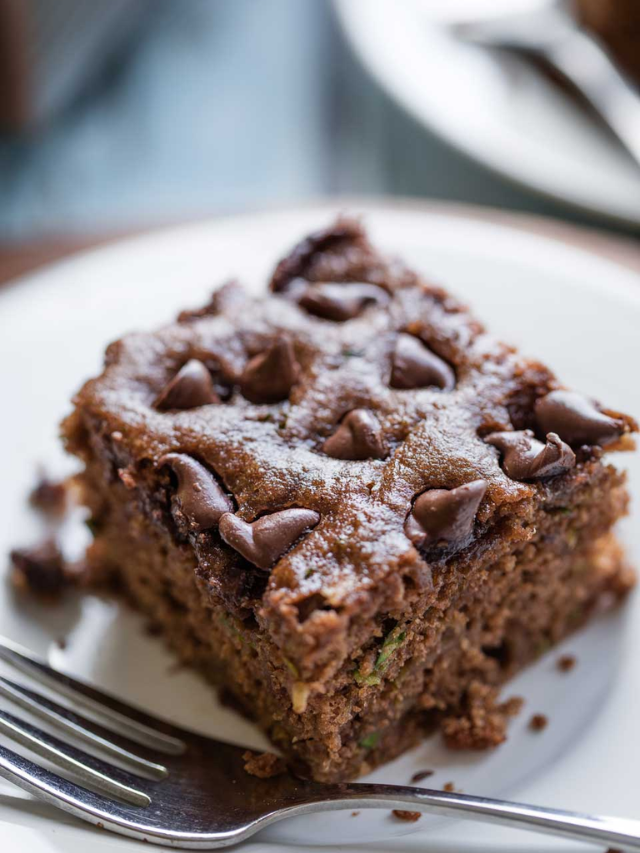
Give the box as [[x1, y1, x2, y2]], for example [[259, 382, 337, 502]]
[[334, 0, 640, 228], [0, 201, 639, 852]]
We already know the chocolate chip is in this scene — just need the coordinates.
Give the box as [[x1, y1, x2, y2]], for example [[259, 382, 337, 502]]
[[390, 334, 455, 391], [405, 480, 487, 549], [270, 218, 366, 292], [535, 390, 624, 447], [293, 280, 387, 321], [219, 508, 320, 569], [322, 409, 387, 460], [485, 429, 575, 481], [154, 359, 220, 411], [240, 339, 300, 404], [159, 453, 233, 531]]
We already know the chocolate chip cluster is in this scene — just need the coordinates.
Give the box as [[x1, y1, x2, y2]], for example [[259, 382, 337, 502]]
[[154, 324, 458, 568], [404, 390, 627, 552], [147, 221, 631, 572]]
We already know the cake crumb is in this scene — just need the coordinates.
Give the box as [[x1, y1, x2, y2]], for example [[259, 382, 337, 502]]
[[392, 810, 421, 822], [117, 467, 137, 490], [9, 539, 72, 598], [410, 769, 434, 784], [442, 682, 522, 750], [29, 472, 68, 516], [243, 750, 287, 779], [443, 782, 456, 793], [501, 696, 525, 716], [557, 654, 576, 672], [529, 713, 548, 732], [351, 811, 360, 817]]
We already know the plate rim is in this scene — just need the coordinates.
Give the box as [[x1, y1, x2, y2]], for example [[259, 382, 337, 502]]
[[3, 197, 640, 300]]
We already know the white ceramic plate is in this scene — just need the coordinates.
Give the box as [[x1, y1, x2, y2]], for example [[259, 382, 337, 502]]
[[334, 0, 640, 229], [1, 202, 640, 853]]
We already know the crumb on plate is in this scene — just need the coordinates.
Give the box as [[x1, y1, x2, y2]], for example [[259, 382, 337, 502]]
[[410, 769, 434, 784], [29, 471, 69, 516], [242, 750, 287, 779], [392, 810, 421, 822], [529, 713, 548, 732], [9, 539, 71, 598], [557, 654, 577, 672]]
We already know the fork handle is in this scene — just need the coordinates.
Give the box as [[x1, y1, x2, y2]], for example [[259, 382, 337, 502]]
[[544, 29, 640, 167], [315, 783, 640, 851]]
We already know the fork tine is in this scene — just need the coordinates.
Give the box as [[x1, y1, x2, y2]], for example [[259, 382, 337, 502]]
[[0, 677, 167, 780], [0, 709, 150, 807], [0, 743, 146, 835], [0, 636, 184, 755]]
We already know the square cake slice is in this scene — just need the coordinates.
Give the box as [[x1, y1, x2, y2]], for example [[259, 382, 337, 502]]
[[63, 219, 637, 782]]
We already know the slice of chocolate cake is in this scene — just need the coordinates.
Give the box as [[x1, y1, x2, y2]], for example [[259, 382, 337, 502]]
[[62, 219, 636, 782]]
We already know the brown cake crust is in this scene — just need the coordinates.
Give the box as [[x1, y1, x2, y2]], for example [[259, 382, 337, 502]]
[[62, 219, 637, 781]]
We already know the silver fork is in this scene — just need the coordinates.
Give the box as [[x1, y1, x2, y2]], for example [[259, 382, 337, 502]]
[[451, 0, 640, 169], [1, 635, 640, 850]]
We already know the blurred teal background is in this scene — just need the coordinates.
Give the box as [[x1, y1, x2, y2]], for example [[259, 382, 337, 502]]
[[0, 0, 635, 239]]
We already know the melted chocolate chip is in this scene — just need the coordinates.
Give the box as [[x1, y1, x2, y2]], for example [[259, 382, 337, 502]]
[[405, 480, 487, 549], [270, 219, 366, 292], [219, 508, 320, 569], [240, 339, 300, 404], [322, 409, 387, 460], [294, 280, 388, 322], [535, 390, 624, 447], [485, 430, 575, 481], [155, 360, 220, 411], [390, 334, 455, 391], [159, 453, 233, 531]]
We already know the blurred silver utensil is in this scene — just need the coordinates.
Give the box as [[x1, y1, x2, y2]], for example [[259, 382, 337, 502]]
[[451, 0, 640, 169], [3, 635, 640, 849]]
